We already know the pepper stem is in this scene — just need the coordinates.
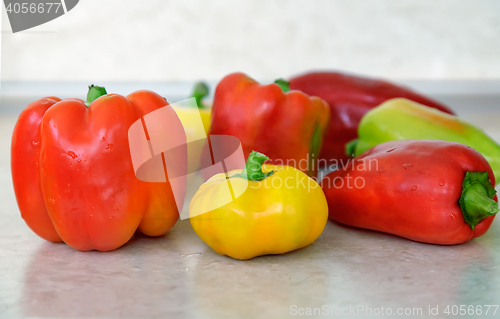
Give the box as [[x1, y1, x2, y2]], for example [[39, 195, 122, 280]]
[[231, 151, 274, 181], [308, 122, 321, 177], [345, 139, 359, 158], [459, 171, 499, 230], [274, 78, 290, 93], [191, 81, 209, 108], [85, 85, 107, 107]]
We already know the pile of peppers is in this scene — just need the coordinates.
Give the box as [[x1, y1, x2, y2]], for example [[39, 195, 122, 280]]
[[11, 70, 500, 259]]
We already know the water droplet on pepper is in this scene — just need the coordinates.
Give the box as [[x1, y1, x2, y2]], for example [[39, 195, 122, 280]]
[[403, 163, 413, 170]]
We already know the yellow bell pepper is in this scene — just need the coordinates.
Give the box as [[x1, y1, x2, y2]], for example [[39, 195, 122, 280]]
[[174, 107, 211, 136], [173, 82, 212, 172], [173, 82, 211, 136], [189, 151, 328, 260]]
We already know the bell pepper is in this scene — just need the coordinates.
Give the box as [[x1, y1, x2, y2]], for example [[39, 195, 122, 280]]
[[289, 71, 455, 163], [323, 140, 498, 244], [347, 98, 500, 182], [173, 81, 211, 137], [11, 85, 183, 251], [189, 151, 328, 260], [208, 73, 330, 177], [172, 82, 212, 171]]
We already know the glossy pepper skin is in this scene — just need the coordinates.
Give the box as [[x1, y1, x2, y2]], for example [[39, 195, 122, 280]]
[[173, 81, 212, 137], [173, 82, 212, 172], [11, 86, 182, 251], [289, 71, 454, 163], [190, 151, 328, 260], [323, 140, 498, 245], [348, 98, 500, 183], [209, 73, 330, 177]]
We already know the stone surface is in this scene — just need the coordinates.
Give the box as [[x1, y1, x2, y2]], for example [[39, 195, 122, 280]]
[[2, 88, 500, 318]]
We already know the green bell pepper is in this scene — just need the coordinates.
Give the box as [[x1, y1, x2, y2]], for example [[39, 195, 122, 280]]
[[347, 98, 500, 183]]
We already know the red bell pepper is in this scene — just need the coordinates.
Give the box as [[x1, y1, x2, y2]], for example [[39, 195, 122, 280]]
[[208, 73, 330, 177], [289, 72, 455, 163], [11, 86, 183, 251], [322, 140, 498, 244]]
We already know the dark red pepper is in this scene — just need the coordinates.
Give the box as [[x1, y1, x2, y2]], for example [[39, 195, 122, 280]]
[[322, 140, 498, 245], [289, 72, 455, 163]]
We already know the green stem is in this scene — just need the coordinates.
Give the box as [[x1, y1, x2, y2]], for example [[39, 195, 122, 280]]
[[459, 171, 499, 229], [231, 151, 274, 181], [308, 122, 321, 177], [274, 78, 290, 93], [345, 139, 359, 158], [85, 85, 107, 107], [191, 81, 209, 108]]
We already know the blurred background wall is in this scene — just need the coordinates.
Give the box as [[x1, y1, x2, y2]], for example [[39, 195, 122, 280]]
[[2, 0, 500, 82]]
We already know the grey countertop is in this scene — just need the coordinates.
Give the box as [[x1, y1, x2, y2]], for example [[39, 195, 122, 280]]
[[2, 83, 500, 319]]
